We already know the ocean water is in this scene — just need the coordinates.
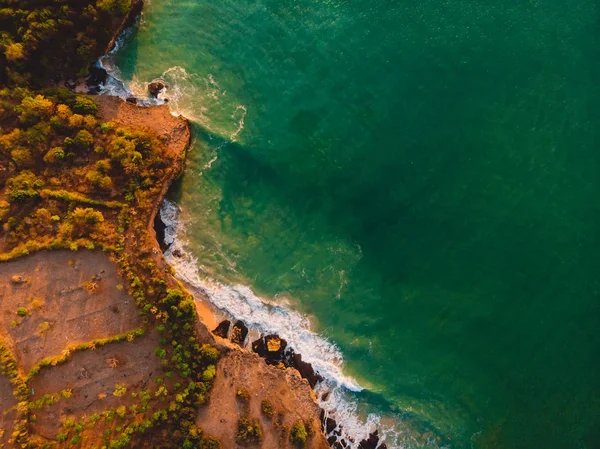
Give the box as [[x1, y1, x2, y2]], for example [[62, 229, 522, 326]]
[[102, 0, 600, 448]]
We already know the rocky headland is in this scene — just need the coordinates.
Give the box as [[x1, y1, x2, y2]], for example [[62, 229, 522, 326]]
[[0, 0, 388, 448]]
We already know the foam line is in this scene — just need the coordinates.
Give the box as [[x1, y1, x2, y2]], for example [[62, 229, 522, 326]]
[[159, 200, 407, 448]]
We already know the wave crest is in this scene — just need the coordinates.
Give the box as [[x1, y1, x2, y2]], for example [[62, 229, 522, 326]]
[[159, 199, 411, 448]]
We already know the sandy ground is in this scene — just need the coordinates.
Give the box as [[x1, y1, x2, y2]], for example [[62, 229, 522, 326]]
[[197, 347, 329, 449], [0, 250, 142, 373], [28, 329, 173, 443]]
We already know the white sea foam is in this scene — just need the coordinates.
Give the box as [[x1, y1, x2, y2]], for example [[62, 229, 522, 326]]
[[101, 21, 404, 449], [230, 105, 247, 141], [159, 199, 409, 449]]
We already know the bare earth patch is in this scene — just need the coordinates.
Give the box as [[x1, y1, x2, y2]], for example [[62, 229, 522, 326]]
[[0, 250, 142, 373], [95, 96, 189, 160], [196, 349, 329, 449], [0, 374, 17, 447], [28, 330, 172, 443]]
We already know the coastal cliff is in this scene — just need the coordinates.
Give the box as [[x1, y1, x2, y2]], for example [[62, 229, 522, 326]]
[[0, 1, 334, 448]]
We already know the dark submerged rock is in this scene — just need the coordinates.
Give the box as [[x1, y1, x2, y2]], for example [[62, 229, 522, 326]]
[[358, 431, 386, 449], [213, 320, 231, 339], [286, 350, 323, 388], [325, 417, 337, 434], [153, 211, 168, 252], [230, 320, 249, 346], [86, 65, 108, 93]]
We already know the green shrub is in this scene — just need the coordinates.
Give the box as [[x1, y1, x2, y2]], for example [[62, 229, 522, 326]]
[[290, 421, 308, 447], [16, 307, 28, 317], [74, 129, 94, 149], [61, 388, 72, 399], [236, 388, 250, 402], [11, 148, 34, 168], [72, 96, 98, 115], [199, 344, 220, 363], [16, 95, 54, 123], [261, 400, 274, 418], [43, 146, 65, 164], [202, 364, 216, 382], [6, 171, 44, 202], [236, 417, 262, 443], [113, 383, 127, 397]]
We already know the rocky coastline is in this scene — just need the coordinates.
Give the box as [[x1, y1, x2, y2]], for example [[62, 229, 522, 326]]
[[79, 3, 389, 448]]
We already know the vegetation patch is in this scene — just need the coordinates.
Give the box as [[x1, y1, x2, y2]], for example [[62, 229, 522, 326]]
[[236, 417, 263, 444], [290, 421, 308, 448]]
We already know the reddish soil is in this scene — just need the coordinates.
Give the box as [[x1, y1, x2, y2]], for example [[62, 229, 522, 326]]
[[95, 97, 189, 160], [28, 329, 174, 444], [0, 250, 142, 373], [196, 348, 329, 449], [0, 374, 18, 447]]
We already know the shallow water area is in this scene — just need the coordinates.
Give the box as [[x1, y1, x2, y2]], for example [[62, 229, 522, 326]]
[[104, 0, 600, 448]]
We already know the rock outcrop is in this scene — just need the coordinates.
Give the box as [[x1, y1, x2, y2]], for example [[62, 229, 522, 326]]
[[148, 81, 166, 98], [212, 320, 231, 339], [230, 320, 249, 345]]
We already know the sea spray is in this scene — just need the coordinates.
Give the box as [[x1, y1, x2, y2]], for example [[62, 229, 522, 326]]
[[159, 199, 408, 449]]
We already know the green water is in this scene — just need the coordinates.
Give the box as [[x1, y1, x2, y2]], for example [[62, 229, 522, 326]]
[[109, 0, 600, 447]]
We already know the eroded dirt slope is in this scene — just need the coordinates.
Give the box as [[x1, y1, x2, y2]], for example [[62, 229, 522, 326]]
[[196, 346, 330, 449]]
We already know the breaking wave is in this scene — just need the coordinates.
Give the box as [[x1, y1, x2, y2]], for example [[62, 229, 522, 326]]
[[99, 20, 415, 449], [159, 200, 406, 449]]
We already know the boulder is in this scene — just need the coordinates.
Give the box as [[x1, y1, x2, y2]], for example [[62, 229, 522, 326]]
[[252, 334, 287, 364], [358, 431, 386, 449], [213, 320, 231, 339], [10, 275, 24, 285], [325, 417, 337, 435], [87, 65, 108, 87], [230, 320, 248, 346], [126, 96, 138, 105], [286, 350, 323, 388], [148, 81, 166, 98]]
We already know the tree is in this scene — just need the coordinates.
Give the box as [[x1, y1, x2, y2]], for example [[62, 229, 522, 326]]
[[6, 170, 44, 202], [97, 0, 132, 15], [71, 208, 104, 236], [5, 43, 25, 61], [74, 129, 94, 149], [72, 96, 98, 115], [44, 147, 65, 164], [290, 422, 308, 448], [16, 95, 54, 123], [11, 148, 34, 168]]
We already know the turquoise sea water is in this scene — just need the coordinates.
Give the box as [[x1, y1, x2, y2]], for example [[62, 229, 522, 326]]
[[105, 0, 600, 447]]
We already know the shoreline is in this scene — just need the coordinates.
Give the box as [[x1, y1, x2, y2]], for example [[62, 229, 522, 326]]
[[85, 4, 389, 449]]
